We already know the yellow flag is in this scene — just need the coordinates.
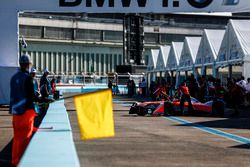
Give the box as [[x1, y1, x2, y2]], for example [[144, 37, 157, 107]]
[[74, 89, 115, 140]]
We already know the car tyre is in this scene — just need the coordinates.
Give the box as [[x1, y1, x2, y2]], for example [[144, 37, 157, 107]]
[[138, 110, 146, 116]]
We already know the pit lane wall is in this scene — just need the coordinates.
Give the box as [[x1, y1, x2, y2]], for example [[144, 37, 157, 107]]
[[18, 100, 80, 167]]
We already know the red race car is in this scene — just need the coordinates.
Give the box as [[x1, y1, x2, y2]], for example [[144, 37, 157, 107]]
[[129, 97, 224, 117]]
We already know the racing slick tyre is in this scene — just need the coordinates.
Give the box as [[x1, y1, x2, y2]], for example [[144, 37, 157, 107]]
[[129, 103, 137, 114], [212, 100, 224, 117], [138, 110, 146, 116]]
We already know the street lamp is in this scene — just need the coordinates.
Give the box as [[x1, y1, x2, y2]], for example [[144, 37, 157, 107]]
[[128, 72, 131, 80], [19, 36, 27, 58]]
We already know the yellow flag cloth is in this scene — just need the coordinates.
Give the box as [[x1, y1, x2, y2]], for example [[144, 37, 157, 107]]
[[74, 89, 115, 140]]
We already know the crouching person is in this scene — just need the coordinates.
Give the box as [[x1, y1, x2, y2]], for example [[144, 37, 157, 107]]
[[10, 54, 37, 166]]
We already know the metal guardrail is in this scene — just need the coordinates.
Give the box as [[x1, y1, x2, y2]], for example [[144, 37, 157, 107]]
[[36, 73, 145, 86]]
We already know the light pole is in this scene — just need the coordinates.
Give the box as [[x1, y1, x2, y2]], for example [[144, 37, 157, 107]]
[[19, 36, 27, 58], [128, 72, 131, 79]]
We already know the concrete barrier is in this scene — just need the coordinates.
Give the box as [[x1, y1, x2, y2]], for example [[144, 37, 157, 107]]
[[19, 100, 80, 167]]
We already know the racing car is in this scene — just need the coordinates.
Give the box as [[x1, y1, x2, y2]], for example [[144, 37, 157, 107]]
[[129, 97, 224, 117]]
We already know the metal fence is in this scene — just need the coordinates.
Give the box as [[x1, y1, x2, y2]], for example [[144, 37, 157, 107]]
[[35, 73, 145, 95]]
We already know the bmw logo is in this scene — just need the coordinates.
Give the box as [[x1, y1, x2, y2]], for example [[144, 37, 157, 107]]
[[188, 0, 213, 8]]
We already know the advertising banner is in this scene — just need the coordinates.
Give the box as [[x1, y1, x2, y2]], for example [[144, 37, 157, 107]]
[[11, 0, 250, 13]]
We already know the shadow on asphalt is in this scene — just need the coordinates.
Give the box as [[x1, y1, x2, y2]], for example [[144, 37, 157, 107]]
[[67, 109, 76, 112], [231, 144, 250, 149], [0, 139, 12, 167], [121, 114, 139, 117], [113, 110, 129, 112], [176, 118, 250, 130]]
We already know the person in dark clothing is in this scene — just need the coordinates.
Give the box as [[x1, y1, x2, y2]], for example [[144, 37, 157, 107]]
[[127, 79, 132, 97], [10, 54, 37, 166], [186, 74, 198, 98], [230, 81, 245, 117], [38, 69, 53, 127], [30, 67, 41, 115], [198, 75, 207, 102], [131, 79, 136, 96], [30, 68, 40, 98], [178, 81, 194, 115], [127, 79, 136, 97], [40, 68, 51, 101], [108, 80, 113, 89], [141, 78, 146, 96], [30, 68, 44, 128], [50, 78, 56, 95], [150, 81, 156, 100], [214, 79, 226, 99]]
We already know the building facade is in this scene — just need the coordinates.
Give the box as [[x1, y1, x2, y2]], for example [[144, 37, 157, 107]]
[[19, 13, 229, 76]]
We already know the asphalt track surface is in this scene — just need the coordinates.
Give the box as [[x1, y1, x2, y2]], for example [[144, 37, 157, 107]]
[[65, 95, 250, 167]]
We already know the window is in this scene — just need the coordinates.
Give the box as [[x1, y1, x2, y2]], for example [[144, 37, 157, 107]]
[[19, 25, 42, 38], [76, 29, 102, 41], [223, 0, 239, 5], [104, 31, 123, 42], [45, 27, 72, 40], [161, 34, 186, 44], [219, 54, 226, 61], [144, 33, 159, 44]]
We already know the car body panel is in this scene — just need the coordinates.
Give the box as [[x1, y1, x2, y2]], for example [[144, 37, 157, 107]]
[[129, 98, 216, 116]]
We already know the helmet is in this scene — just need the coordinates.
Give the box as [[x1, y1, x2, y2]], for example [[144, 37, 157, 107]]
[[43, 68, 50, 74], [31, 67, 37, 73], [19, 54, 32, 64]]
